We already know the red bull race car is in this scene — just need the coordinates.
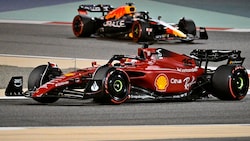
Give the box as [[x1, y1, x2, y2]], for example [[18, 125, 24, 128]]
[[5, 44, 249, 104], [72, 3, 208, 42]]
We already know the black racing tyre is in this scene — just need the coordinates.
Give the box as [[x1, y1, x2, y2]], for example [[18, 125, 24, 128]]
[[131, 20, 154, 43], [28, 65, 60, 103], [104, 69, 130, 104], [92, 66, 130, 104], [178, 18, 196, 42], [212, 65, 249, 100], [178, 17, 196, 36], [72, 15, 95, 37]]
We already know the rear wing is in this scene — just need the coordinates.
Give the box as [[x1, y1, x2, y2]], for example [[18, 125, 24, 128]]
[[78, 4, 113, 16], [190, 49, 245, 72], [190, 49, 245, 64]]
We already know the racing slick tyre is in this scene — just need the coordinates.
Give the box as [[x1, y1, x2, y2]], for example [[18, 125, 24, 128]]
[[178, 17, 196, 42], [28, 65, 61, 103], [212, 65, 249, 100], [72, 15, 95, 37], [104, 69, 131, 104], [131, 20, 154, 43], [93, 66, 131, 104]]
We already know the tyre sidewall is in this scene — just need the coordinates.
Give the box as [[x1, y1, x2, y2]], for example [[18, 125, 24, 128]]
[[178, 18, 196, 36], [104, 69, 130, 104], [72, 15, 95, 37], [131, 20, 154, 42], [212, 65, 249, 100], [28, 65, 60, 103]]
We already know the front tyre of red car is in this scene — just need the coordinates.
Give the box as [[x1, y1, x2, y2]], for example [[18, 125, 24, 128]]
[[212, 65, 249, 100], [28, 65, 60, 103], [94, 67, 131, 104], [104, 69, 131, 104], [72, 15, 95, 37]]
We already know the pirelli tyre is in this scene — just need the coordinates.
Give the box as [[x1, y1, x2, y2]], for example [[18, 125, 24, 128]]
[[131, 20, 154, 43], [28, 65, 61, 103], [105, 69, 131, 104], [178, 17, 196, 42], [212, 65, 249, 100], [72, 15, 95, 37], [93, 66, 131, 104]]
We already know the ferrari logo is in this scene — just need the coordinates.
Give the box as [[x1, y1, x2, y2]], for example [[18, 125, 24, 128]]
[[155, 74, 169, 92]]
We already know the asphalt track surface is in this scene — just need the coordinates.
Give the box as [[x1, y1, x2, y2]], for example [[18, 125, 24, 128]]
[[0, 23, 250, 69], [1, 23, 250, 141]]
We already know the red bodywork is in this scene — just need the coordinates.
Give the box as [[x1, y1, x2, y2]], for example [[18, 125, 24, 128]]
[[122, 48, 204, 94], [6, 45, 248, 103], [31, 47, 204, 98]]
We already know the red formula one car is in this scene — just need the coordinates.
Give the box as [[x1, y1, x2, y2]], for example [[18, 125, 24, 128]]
[[5, 44, 249, 104], [72, 3, 208, 42]]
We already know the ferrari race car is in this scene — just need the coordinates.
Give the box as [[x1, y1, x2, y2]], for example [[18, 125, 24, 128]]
[[5, 44, 249, 104], [72, 3, 208, 42]]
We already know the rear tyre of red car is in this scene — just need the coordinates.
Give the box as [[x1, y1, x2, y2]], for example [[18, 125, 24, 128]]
[[131, 20, 154, 43], [28, 65, 60, 103], [72, 15, 95, 37], [212, 65, 249, 100]]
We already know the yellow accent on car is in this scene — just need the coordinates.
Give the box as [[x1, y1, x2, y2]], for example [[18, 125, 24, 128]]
[[105, 5, 136, 20]]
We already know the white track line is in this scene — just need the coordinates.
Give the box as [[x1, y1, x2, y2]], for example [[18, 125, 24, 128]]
[[0, 19, 49, 24]]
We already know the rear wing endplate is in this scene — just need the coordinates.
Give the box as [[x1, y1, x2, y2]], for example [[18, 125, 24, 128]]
[[199, 27, 208, 40]]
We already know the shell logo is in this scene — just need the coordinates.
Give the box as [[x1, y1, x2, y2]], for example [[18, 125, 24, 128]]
[[154, 74, 169, 92]]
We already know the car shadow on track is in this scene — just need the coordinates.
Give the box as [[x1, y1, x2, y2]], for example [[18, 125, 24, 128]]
[[20, 97, 227, 107], [69, 36, 206, 45]]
